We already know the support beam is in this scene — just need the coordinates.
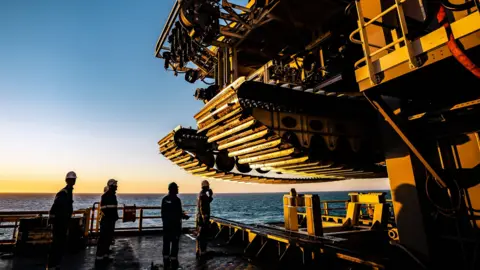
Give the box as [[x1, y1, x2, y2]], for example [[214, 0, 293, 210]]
[[378, 99, 431, 259], [364, 93, 447, 188], [305, 195, 323, 236]]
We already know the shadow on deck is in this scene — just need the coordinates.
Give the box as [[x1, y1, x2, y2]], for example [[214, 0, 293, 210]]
[[0, 234, 260, 270]]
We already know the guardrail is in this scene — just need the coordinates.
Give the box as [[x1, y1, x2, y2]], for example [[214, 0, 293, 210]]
[[0, 210, 88, 244], [88, 203, 197, 235], [0, 204, 197, 244], [0, 199, 394, 244]]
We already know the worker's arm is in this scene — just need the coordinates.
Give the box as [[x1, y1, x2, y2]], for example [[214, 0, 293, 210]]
[[101, 194, 119, 221], [199, 194, 210, 220], [208, 189, 214, 202], [161, 197, 166, 221], [178, 198, 189, 220], [48, 190, 67, 223]]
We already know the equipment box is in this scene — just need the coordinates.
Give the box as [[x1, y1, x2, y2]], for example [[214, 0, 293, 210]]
[[15, 216, 86, 252]]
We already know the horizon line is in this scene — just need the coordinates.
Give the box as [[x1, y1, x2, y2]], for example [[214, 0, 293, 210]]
[[0, 189, 391, 195]]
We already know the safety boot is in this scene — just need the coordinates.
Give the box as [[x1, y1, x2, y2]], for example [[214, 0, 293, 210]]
[[163, 256, 171, 269], [170, 258, 179, 269]]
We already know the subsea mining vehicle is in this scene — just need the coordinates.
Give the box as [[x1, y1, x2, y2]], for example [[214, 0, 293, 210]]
[[155, 0, 480, 269]]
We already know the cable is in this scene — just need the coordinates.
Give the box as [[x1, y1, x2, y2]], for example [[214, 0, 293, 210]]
[[472, 234, 479, 270], [425, 170, 462, 217], [344, 1, 355, 16], [440, 0, 475, 11], [201, 77, 216, 85], [390, 241, 427, 269], [437, 5, 480, 79]]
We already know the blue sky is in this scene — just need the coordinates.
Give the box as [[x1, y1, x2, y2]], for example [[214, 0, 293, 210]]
[[0, 0, 389, 193]]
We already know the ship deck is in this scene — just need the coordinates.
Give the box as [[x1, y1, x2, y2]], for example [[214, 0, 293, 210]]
[[0, 233, 259, 270]]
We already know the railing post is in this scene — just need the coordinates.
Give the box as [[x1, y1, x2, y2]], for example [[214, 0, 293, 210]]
[[12, 220, 18, 241], [84, 209, 91, 237], [96, 203, 101, 233], [323, 201, 329, 216], [354, 0, 378, 85], [90, 206, 95, 235], [139, 209, 144, 232]]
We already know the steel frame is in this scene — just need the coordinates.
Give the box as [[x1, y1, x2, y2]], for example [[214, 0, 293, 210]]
[[354, 11, 480, 91], [210, 216, 387, 269]]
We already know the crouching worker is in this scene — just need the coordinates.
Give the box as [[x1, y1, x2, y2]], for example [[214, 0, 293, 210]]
[[96, 179, 119, 262], [161, 182, 189, 269]]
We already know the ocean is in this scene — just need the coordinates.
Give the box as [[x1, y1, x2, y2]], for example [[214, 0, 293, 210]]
[[0, 191, 391, 240]]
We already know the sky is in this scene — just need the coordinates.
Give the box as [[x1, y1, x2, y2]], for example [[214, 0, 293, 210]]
[[0, 0, 389, 194]]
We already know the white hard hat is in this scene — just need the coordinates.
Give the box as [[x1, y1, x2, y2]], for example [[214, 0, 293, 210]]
[[66, 171, 77, 179], [107, 179, 118, 187], [201, 180, 210, 187]]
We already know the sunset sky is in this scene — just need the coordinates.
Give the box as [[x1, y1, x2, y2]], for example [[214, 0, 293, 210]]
[[0, 0, 390, 194]]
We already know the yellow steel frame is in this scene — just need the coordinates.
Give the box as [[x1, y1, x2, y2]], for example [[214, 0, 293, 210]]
[[211, 216, 386, 269], [354, 10, 480, 91]]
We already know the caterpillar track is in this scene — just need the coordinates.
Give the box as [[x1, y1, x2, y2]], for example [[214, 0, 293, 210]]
[[158, 126, 345, 184], [190, 77, 387, 180]]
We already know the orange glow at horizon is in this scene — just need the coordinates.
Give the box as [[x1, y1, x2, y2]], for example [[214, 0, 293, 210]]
[[0, 173, 391, 194]]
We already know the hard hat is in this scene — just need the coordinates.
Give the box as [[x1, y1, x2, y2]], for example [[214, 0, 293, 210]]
[[168, 182, 178, 191], [107, 179, 118, 187], [66, 171, 77, 179], [201, 180, 210, 187]]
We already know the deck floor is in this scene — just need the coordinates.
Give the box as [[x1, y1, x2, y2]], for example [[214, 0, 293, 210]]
[[0, 234, 260, 270]]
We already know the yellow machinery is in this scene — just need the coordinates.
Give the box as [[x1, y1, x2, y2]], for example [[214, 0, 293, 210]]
[[283, 189, 324, 236], [343, 192, 389, 229], [154, 0, 480, 269]]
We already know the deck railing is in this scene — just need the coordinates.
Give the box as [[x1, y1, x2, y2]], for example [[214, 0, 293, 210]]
[[0, 199, 394, 244], [88, 203, 197, 235], [0, 210, 87, 244]]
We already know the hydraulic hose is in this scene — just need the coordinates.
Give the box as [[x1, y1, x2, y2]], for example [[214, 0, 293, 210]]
[[440, 0, 476, 11], [437, 6, 480, 78], [390, 241, 427, 269]]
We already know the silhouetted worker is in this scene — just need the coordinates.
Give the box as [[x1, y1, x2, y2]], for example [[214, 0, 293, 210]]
[[46, 171, 77, 270], [96, 179, 119, 261], [196, 180, 213, 259], [161, 182, 190, 269]]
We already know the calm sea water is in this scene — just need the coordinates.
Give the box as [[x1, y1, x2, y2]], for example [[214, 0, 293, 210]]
[[0, 191, 390, 240]]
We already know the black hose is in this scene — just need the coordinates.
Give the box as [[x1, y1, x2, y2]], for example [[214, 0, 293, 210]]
[[441, 0, 475, 11], [390, 241, 428, 269], [344, 1, 355, 16]]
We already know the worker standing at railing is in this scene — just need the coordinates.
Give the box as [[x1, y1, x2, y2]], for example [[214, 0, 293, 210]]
[[196, 180, 213, 260], [46, 171, 77, 270], [161, 182, 190, 269], [96, 179, 119, 262]]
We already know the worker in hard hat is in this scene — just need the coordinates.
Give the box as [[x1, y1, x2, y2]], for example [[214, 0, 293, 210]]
[[46, 171, 77, 270], [161, 182, 190, 269], [196, 180, 213, 259], [96, 179, 119, 262]]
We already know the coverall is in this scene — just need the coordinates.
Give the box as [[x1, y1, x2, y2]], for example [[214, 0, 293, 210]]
[[161, 194, 187, 266], [196, 190, 213, 256], [47, 186, 74, 268], [96, 190, 118, 258]]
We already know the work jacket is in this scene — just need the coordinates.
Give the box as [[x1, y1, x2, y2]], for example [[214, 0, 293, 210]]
[[100, 191, 119, 222], [161, 194, 186, 233], [48, 186, 74, 225], [196, 190, 213, 225]]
